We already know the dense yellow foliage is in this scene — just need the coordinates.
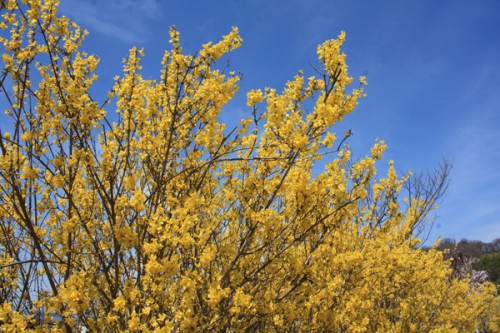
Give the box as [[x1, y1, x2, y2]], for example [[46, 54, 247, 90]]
[[0, 0, 498, 332]]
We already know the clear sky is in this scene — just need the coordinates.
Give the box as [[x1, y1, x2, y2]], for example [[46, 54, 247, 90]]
[[54, 0, 500, 243]]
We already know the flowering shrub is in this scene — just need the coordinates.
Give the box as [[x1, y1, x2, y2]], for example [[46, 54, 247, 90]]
[[0, 0, 498, 331]]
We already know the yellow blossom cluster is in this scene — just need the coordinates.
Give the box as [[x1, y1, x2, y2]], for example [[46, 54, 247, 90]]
[[0, 1, 498, 332]]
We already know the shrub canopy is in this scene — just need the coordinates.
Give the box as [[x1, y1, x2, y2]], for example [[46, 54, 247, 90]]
[[0, 0, 498, 332]]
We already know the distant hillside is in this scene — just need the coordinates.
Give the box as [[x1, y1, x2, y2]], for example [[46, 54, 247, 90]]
[[430, 237, 500, 286], [434, 237, 500, 259]]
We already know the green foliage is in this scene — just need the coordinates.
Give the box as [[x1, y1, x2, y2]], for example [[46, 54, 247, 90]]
[[474, 253, 500, 285]]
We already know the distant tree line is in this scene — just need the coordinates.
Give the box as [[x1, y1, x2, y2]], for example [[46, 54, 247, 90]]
[[430, 237, 500, 286], [435, 237, 500, 258]]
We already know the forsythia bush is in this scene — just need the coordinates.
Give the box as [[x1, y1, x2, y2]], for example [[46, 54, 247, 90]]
[[0, 0, 498, 332]]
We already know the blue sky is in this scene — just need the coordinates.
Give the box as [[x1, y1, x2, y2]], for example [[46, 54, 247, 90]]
[[54, 0, 500, 243]]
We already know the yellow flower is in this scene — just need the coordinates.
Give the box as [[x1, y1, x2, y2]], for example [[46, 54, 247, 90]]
[[246, 89, 264, 107], [113, 297, 127, 311]]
